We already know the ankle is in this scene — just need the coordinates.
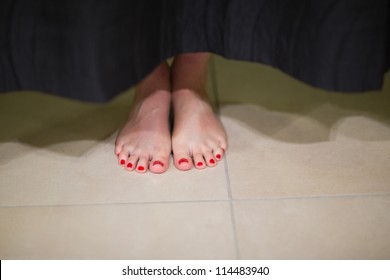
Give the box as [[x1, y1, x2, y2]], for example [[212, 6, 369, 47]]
[[173, 90, 214, 117], [171, 53, 210, 93], [130, 90, 171, 118], [134, 61, 171, 98]]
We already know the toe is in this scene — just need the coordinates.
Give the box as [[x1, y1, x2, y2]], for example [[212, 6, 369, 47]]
[[173, 153, 193, 171], [149, 156, 169, 174], [118, 151, 128, 166], [125, 162, 134, 170], [213, 147, 225, 161], [125, 154, 139, 171], [136, 156, 148, 173], [204, 151, 216, 167], [193, 153, 206, 169], [115, 144, 123, 158]]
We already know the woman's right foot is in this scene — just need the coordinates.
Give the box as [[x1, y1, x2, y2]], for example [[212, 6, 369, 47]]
[[115, 62, 172, 174]]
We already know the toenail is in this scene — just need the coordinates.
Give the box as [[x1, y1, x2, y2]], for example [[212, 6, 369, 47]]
[[197, 162, 203, 167], [117, 153, 119, 157], [153, 161, 164, 167], [222, 148, 225, 153], [138, 166, 145, 171], [210, 159, 215, 164], [127, 163, 133, 168], [179, 158, 189, 164], [216, 154, 221, 159], [120, 159, 125, 165]]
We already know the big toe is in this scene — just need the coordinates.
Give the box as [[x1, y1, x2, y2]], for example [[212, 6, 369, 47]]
[[173, 151, 193, 171], [149, 156, 170, 174]]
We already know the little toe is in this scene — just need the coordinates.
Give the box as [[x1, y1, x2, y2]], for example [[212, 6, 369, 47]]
[[149, 157, 169, 174], [213, 147, 225, 161], [115, 144, 123, 158], [174, 153, 193, 171], [193, 153, 206, 169]]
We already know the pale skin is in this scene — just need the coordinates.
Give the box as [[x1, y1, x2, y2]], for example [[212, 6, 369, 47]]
[[115, 52, 227, 174]]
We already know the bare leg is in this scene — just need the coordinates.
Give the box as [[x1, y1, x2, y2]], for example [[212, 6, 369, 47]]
[[171, 52, 228, 170], [115, 61, 172, 174]]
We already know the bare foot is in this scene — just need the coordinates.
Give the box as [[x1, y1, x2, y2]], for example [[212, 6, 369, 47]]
[[115, 62, 172, 174], [172, 89, 227, 171], [170, 53, 227, 171]]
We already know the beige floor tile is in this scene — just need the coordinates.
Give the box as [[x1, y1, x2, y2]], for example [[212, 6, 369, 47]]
[[0, 137, 228, 206], [0, 92, 228, 207], [234, 196, 390, 259], [0, 202, 236, 259], [221, 105, 390, 199]]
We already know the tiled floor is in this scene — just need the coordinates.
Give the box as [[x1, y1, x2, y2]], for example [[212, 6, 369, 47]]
[[1, 55, 390, 259]]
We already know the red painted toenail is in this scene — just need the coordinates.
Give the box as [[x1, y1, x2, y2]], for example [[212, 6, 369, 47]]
[[127, 163, 133, 168], [216, 154, 221, 159], [179, 158, 189, 164], [197, 162, 203, 167], [222, 148, 225, 153], [138, 166, 145, 171], [153, 161, 164, 167], [120, 159, 125, 165], [117, 153, 119, 157], [210, 159, 215, 164]]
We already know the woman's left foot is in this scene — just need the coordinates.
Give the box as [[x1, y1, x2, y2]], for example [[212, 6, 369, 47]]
[[170, 52, 227, 171], [172, 88, 227, 171]]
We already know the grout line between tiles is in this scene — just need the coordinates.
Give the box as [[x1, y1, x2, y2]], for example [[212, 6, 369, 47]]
[[1, 192, 389, 209], [232, 192, 390, 202], [223, 155, 241, 260], [211, 56, 241, 260], [0, 199, 230, 209]]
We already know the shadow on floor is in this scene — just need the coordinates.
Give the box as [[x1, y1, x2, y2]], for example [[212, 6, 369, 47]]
[[220, 102, 390, 144], [213, 56, 390, 143], [0, 89, 134, 159]]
